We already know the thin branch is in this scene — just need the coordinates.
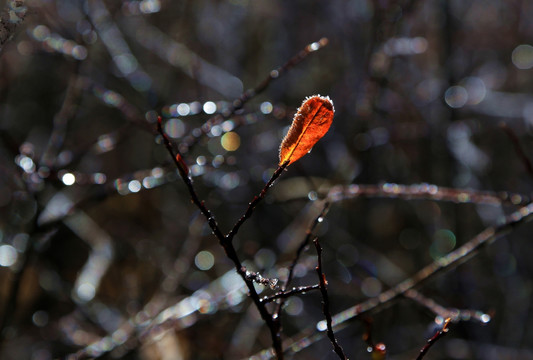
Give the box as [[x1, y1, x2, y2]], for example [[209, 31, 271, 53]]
[[40, 68, 82, 168], [500, 122, 533, 180], [237, 37, 329, 108], [416, 318, 451, 360], [405, 289, 491, 324], [261, 284, 320, 304], [156, 117, 285, 358], [326, 183, 530, 206], [274, 201, 330, 318], [328, 202, 533, 328], [179, 37, 329, 155], [314, 238, 348, 360], [253, 200, 533, 359], [157, 116, 222, 233], [226, 161, 288, 241], [283, 202, 330, 293]]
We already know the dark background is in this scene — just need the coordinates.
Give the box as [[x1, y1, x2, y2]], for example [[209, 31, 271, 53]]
[[1, 0, 533, 359]]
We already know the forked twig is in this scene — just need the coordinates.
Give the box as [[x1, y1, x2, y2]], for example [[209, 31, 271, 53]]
[[251, 200, 533, 359], [278, 202, 330, 308], [273, 201, 330, 322], [157, 117, 286, 358]]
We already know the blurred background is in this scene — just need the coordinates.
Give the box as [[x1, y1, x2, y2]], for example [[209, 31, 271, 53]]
[[1, 0, 533, 359]]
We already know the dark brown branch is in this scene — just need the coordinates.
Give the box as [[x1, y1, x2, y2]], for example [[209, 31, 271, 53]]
[[259, 201, 533, 359], [274, 201, 330, 319], [416, 318, 451, 360], [283, 202, 330, 292], [226, 161, 288, 241], [157, 116, 285, 359], [314, 238, 348, 360]]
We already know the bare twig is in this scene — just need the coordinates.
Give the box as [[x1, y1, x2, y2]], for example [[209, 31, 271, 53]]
[[416, 318, 451, 360], [226, 161, 289, 241], [314, 237, 348, 360], [157, 117, 286, 358], [500, 122, 533, 180], [178, 37, 329, 155], [282, 202, 330, 294], [252, 200, 533, 359], [274, 201, 330, 319], [261, 284, 320, 304]]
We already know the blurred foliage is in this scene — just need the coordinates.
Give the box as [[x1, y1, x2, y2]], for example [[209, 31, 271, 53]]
[[1, 0, 533, 359]]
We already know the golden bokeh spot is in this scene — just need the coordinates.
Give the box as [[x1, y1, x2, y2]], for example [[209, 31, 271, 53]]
[[221, 132, 240, 151]]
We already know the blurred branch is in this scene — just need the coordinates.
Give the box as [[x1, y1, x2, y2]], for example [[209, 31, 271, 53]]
[[329, 201, 533, 329], [325, 183, 530, 206], [178, 37, 329, 155], [405, 289, 491, 324], [85, 0, 152, 92], [500, 122, 533, 180], [40, 67, 82, 168], [122, 16, 242, 98], [0, 228, 56, 341]]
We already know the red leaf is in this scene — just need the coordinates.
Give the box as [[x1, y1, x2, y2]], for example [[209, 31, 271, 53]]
[[279, 95, 334, 166]]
